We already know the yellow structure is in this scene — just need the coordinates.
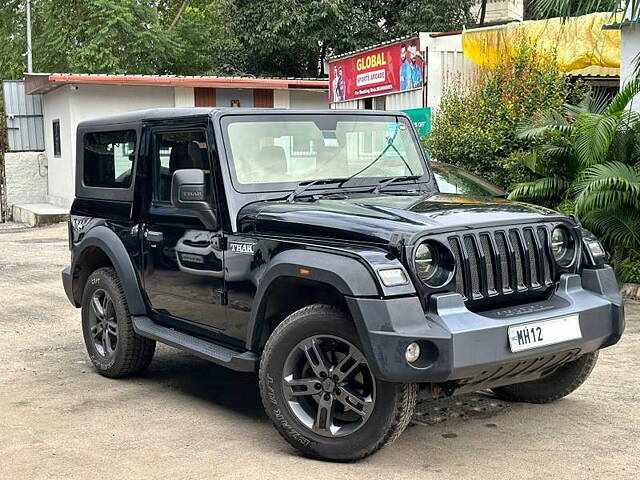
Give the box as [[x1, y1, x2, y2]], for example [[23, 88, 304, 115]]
[[462, 12, 621, 76]]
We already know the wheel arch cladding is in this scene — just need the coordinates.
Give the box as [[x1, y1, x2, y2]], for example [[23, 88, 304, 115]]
[[246, 249, 380, 351], [71, 226, 147, 315]]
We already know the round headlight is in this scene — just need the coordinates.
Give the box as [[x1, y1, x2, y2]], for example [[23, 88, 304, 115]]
[[413, 241, 455, 288], [415, 243, 438, 282], [551, 226, 576, 267]]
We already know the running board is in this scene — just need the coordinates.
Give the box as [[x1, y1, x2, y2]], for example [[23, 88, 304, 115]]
[[132, 316, 258, 372]]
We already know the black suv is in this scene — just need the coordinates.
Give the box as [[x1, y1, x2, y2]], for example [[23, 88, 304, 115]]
[[62, 108, 624, 461]]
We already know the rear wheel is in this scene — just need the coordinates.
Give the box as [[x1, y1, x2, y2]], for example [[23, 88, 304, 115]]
[[259, 304, 417, 461], [81, 267, 155, 378], [491, 351, 599, 403]]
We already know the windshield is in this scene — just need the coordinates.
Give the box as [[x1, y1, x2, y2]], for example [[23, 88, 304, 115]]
[[432, 163, 505, 197], [222, 114, 426, 192]]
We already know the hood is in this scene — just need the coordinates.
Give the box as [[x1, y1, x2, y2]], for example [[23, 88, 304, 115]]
[[237, 193, 565, 245]]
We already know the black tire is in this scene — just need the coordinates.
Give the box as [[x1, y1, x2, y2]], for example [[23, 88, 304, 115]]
[[491, 351, 599, 404], [81, 267, 155, 378], [259, 304, 417, 461]]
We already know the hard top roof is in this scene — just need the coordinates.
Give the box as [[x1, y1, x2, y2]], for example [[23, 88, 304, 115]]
[[76, 107, 410, 128]]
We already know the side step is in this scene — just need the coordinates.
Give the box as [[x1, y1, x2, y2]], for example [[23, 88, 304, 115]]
[[132, 316, 258, 372]]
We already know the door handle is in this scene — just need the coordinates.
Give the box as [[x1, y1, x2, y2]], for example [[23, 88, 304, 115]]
[[145, 230, 164, 243]]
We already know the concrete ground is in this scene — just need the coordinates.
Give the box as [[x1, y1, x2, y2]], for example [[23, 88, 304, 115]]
[[1, 222, 638, 480]]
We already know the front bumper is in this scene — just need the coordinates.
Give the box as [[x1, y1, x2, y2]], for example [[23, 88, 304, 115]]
[[347, 266, 624, 388]]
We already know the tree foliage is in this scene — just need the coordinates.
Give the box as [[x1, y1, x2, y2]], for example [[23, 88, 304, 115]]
[[228, 0, 475, 77], [0, 0, 476, 80]]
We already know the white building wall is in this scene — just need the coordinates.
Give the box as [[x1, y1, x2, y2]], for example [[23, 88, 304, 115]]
[[174, 87, 195, 107], [273, 89, 290, 108], [43, 84, 175, 207], [4, 151, 48, 207], [621, 24, 640, 112], [289, 90, 329, 108], [42, 86, 74, 207], [471, 0, 523, 23]]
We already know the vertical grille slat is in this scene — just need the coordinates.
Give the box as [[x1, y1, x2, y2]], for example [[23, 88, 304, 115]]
[[463, 236, 482, 298], [447, 224, 557, 305], [479, 233, 497, 295], [523, 229, 540, 287], [537, 227, 554, 286], [449, 237, 466, 299], [508, 230, 526, 290], [494, 232, 512, 293]]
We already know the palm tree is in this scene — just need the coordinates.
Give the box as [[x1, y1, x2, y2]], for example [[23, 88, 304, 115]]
[[509, 78, 640, 254]]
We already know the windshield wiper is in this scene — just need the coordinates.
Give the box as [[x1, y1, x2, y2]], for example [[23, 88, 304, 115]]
[[286, 177, 349, 202], [372, 175, 422, 194], [338, 118, 416, 188]]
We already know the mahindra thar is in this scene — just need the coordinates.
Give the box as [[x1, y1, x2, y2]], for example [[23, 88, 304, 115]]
[[62, 108, 624, 461]]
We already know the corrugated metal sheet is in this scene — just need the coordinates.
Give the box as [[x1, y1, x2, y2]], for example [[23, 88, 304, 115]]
[[385, 89, 422, 110], [331, 99, 360, 109], [2, 80, 45, 151]]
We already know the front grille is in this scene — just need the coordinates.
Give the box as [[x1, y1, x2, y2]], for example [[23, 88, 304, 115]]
[[448, 226, 555, 302]]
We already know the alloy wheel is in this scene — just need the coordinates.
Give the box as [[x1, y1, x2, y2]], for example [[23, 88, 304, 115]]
[[282, 334, 376, 437], [88, 289, 118, 358]]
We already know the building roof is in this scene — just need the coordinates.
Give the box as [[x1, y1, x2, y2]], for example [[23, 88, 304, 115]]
[[24, 73, 328, 95]]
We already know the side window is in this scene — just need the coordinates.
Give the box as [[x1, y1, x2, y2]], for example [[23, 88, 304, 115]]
[[154, 130, 210, 202], [83, 130, 136, 188], [53, 120, 61, 157]]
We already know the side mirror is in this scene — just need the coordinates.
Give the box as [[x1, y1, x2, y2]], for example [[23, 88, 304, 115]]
[[171, 169, 218, 230]]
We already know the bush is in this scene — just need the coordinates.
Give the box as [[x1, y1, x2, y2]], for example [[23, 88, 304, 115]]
[[615, 256, 640, 284], [424, 44, 586, 188]]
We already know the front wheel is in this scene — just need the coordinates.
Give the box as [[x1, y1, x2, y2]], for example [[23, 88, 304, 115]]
[[259, 304, 417, 461], [491, 351, 599, 403]]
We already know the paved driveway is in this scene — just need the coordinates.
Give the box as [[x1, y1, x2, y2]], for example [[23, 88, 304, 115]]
[[1, 222, 638, 479]]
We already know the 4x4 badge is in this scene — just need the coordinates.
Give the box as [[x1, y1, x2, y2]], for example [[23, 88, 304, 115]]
[[230, 242, 255, 255]]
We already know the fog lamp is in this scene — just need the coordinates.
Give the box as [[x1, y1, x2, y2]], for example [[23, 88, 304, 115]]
[[405, 342, 421, 363]]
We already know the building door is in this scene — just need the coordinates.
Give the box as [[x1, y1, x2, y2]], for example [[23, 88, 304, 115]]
[[142, 126, 227, 331], [253, 89, 274, 108], [194, 88, 216, 107]]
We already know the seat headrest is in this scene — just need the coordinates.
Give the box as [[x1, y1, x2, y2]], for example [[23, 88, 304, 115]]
[[169, 143, 189, 172], [259, 145, 287, 175], [188, 142, 209, 170]]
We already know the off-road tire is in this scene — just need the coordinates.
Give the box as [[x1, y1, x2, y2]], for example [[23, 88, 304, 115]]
[[81, 267, 155, 378], [491, 351, 599, 404], [259, 304, 417, 461]]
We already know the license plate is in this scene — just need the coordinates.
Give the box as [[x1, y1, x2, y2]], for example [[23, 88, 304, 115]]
[[508, 315, 582, 353]]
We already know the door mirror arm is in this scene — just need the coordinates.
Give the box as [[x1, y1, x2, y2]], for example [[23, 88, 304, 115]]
[[171, 169, 218, 230]]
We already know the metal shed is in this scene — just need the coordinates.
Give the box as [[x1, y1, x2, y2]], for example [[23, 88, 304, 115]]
[[2, 80, 45, 152]]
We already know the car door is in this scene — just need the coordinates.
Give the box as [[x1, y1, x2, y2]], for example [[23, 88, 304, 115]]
[[141, 125, 227, 331]]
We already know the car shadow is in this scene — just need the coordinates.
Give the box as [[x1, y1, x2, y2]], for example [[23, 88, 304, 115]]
[[133, 346, 514, 430], [137, 347, 265, 420]]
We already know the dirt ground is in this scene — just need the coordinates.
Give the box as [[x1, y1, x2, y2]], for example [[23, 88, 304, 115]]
[[1, 222, 638, 480]]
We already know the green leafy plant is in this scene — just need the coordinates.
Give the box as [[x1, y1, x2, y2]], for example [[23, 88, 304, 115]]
[[509, 78, 640, 280], [424, 44, 584, 188]]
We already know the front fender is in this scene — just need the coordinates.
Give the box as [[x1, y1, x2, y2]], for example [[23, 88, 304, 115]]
[[70, 226, 147, 315], [245, 249, 382, 350]]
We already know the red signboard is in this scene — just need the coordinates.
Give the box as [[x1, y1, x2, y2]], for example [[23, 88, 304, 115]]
[[329, 37, 423, 103]]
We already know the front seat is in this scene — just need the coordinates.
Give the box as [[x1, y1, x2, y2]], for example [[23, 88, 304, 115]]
[[258, 145, 287, 179]]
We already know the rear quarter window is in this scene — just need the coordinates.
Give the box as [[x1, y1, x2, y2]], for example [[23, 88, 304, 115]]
[[83, 130, 137, 188]]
